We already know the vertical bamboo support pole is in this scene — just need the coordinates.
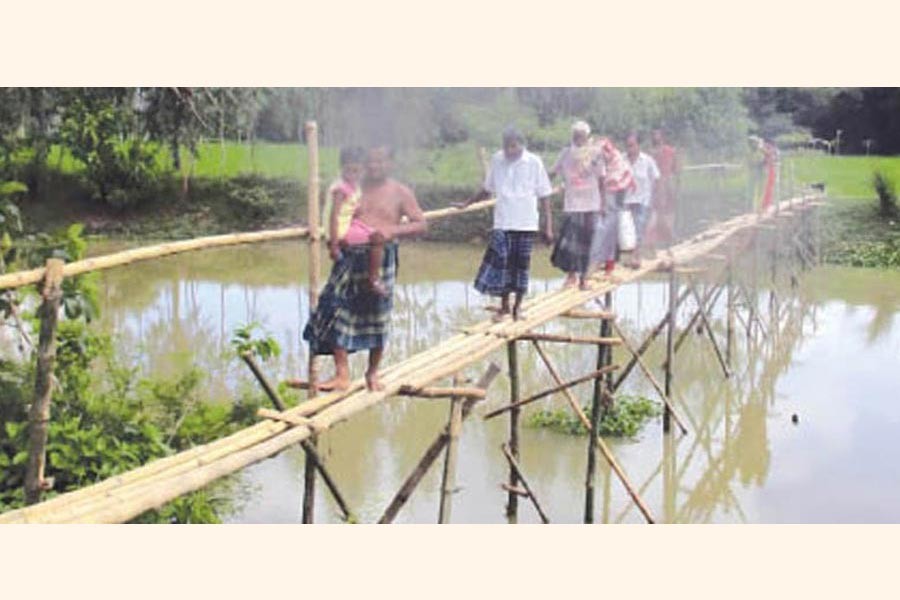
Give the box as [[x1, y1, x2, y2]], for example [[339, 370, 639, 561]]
[[506, 341, 520, 522], [24, 258, 64, 505], [438, 377, 463, 524], [751, 230, 760, 343], [662, 426, 676, 523], [585, 292, 612, 523], [725, 250, 735, 369], [302, 120, 321, 524], [663, 268, 677, 434], [813, 204, 822, 265]]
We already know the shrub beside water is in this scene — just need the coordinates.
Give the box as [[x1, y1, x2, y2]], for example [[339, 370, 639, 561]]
[[873, 170, 898, 218]]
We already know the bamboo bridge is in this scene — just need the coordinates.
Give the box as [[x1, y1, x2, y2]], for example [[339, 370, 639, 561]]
[[0, 122, 824, 524]]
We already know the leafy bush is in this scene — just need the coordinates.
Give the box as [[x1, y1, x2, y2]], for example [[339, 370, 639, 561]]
[[59, 97, 162, 207], [873, 170, 898, 217], [526, 395, 662, 438]]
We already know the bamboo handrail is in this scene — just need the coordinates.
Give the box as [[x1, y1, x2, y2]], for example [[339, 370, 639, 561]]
[[0, 199, 497, 292]]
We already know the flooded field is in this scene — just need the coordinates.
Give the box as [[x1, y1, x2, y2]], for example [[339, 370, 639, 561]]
[[83, 239, 900, 523]]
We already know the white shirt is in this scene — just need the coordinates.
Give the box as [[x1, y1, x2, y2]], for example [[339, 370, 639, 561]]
[[485, 149, 553, 231], [624, 151, 661, 207]]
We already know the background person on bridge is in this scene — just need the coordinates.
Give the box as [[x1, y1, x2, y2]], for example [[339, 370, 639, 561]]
[[548, 120, 605, 290], [649, 129, 680, 246], [623, 131, 661, 269], [457, 126, 554, 321]]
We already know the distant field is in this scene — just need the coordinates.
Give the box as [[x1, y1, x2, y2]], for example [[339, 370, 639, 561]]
[[45, 141, 900, 201], [787, 154, 900, 199]]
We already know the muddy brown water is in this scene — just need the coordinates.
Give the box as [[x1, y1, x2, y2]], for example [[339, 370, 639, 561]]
[[79, 239, 900, 523]]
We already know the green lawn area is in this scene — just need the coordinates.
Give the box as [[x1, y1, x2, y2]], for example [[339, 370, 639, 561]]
[[787, 154, 900, 199]]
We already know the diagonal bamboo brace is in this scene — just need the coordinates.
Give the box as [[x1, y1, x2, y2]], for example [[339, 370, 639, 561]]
[[500, 443, 550, 524]]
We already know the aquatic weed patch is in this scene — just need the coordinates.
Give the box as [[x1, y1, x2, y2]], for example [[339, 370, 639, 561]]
[[526, 395, 662, 439]]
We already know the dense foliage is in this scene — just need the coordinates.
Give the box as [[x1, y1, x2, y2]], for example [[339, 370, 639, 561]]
[[0, 219, 267, 522]]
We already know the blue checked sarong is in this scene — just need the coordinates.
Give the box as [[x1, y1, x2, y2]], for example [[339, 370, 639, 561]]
[[303, 242, 398, 355], [474, 230, 535, 296]]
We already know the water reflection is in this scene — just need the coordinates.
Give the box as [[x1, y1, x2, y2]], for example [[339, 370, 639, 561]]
[[89, 240, 900, 523]]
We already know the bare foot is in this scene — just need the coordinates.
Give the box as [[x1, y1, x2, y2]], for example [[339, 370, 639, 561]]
[[492, 308, 510, 323], [365, 369, 385, 391], [317, 375, 351, 392], [512, 308, 527, 321], [579, 278, 591, 291], [563, 274, 579, 289]]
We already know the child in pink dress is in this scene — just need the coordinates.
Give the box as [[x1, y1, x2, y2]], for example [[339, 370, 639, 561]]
[[327, 147, 387, 296]]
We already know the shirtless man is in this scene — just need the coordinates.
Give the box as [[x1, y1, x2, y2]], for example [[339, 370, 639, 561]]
[[303, 146, 427, 392]]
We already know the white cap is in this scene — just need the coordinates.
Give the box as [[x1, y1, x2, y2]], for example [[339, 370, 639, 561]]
[[572, 120, 591, 136]]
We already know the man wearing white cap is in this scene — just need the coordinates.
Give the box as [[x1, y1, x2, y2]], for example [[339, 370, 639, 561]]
[[548, 120, 605, 289]]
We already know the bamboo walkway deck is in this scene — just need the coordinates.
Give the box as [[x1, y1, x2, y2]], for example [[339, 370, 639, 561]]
[[0, 194, 821, 524]]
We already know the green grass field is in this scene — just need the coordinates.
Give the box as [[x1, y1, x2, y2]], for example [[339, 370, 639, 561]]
[[787, 154, 900, 199], [44, 140, 900, 201]]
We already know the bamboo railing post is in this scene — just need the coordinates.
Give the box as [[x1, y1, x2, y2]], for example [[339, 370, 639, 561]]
[[437, 377, 463, 524], [505, 341, 520, 522], [585, 292, 612, 523], [663, 269, 677, 434], [302, 120, 321, 524], [24, 258, 64, 505]]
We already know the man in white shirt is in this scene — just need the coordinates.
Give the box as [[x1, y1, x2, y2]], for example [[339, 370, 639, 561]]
[[623, 132, 660, 268], [458, 126, 554, 321]]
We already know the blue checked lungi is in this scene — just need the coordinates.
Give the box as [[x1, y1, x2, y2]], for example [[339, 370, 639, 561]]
[[551, 212, 597, 276], [303, 242, 399, 355], [474, 230, 535, 296]]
